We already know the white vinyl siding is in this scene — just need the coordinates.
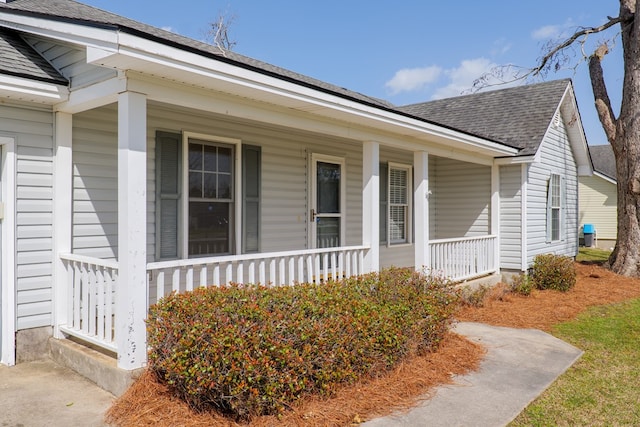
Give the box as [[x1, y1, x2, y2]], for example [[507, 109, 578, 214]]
[[431, 157, 490, 239], [1, 103, 54, 330], [24, 36, 117, 89], [578, 175, 617, 240], [526, 113, 578, 263], [499, 165, 523, 270], [72, 107, 118, 260]]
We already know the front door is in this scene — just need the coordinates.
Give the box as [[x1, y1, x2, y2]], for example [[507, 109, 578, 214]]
[[310, 155, 345, 249]]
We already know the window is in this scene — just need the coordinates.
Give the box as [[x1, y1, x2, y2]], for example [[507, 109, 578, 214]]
[[155, 131, 261, 260], [188, 140, 233, 256], [546, 173, 564, 242], [380, 163, 411, 245]]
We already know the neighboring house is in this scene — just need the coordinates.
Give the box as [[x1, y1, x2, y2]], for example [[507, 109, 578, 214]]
[[0, 0, 591, 388], [579, 144, 617, 249]]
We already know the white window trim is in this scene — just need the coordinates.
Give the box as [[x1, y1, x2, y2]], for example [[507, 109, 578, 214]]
[[181, 132, 242, 257], [387, 162, 412, 246], [309, 153, 347, 248]]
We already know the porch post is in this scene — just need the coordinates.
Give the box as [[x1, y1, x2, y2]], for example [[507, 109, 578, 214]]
[[53, 112, 73, 339], [362, 141, 379, 273], [491, 162, 500, 273], [116, 91, 148, 370], [414, 151, 429, 271]]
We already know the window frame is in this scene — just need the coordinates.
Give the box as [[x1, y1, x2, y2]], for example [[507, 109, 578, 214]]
[[546, 173, 563, 242], [387, 162, 412, 246], [182, 132, 242, 257]]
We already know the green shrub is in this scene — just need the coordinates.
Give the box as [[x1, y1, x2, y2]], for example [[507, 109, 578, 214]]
[[146, 268, 458, 420], [531, 254, 576, 292]]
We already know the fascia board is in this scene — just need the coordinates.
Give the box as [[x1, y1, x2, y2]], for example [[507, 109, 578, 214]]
[[593, 171, 617, 184], [0, 14, 118, 50], [0, 74, 68, 103], [559, 85, 593, 173], [494, 155, 535, 165]]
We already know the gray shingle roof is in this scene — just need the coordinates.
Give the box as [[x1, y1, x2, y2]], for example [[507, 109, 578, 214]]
[[0, 0, 395, 110], [398, 79, 572, 156], [0, 28, 67, 84], [589, 144, 616, 181]]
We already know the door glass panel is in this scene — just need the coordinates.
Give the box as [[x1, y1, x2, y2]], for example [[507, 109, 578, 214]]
[[317, 162, 340, 214], [317, 217, 340, 249]]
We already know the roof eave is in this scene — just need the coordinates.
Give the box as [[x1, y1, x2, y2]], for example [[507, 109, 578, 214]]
[[0, 73, 68, 103], [559, 83, 593, 176]]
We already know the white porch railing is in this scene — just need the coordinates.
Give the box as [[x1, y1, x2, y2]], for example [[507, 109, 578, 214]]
[[59, 253, 118, 352], [429, 235, 497, 282], [147, 245, 370, 304]]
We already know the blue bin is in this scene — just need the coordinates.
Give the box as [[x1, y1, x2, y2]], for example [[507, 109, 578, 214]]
[[583, 224, 595, 247]]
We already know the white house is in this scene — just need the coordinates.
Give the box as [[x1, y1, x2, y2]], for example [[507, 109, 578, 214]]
[[0, 0, 591, 390], [578, 144, 617, 249]]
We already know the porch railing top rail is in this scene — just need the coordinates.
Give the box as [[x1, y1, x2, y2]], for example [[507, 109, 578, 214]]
[[59, 253, 119, 270], [428, 234, 497, 245], [146, 245, 370, 271]]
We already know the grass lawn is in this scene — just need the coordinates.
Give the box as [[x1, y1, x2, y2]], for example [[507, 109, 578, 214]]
[[576, 247, 611, 263], [511, 298, 640, 426]]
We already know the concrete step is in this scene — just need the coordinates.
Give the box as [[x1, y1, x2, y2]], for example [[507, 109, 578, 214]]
[[49, 337, 140, 396]]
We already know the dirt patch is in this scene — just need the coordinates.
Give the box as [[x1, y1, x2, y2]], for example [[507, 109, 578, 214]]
[[106, 262, 640, 426]]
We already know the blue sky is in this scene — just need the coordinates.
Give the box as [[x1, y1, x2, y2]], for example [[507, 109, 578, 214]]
[[82, 1, 623, 146]]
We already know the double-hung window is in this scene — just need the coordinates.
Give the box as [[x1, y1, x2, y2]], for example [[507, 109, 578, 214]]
[[188, 140, 233, 256], [546, 173, 564, 242], [155, 131, 261, 260], [380, 162, 412, 245]]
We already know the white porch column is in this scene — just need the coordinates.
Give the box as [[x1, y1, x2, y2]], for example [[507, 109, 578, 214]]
[[414, 151, 429, 271], [53, 112, 73, 339], [491, 162, 501, 272], [116, 91, 148, 370], [362, 141, 379, 273]]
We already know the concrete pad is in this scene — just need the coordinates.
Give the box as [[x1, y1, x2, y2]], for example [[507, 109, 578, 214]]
[[364, 322, 583, 427], [0, 359, 114, 427]]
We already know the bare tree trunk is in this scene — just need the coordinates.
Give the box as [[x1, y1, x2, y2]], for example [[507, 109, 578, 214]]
[[599, 0, 640, 276]]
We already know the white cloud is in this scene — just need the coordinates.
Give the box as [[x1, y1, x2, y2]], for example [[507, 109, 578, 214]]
[[384, 65, 442, 95], [431, 58, 497, 99], [161, 26, 175, 33], [532, 18, 576, 40], [532, 25, 560, 40]]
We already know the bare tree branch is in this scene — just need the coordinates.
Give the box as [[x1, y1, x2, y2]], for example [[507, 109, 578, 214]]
[[532, 16, 625, 77], [207, 11, 237, 52], [471, 15, 627, 93]]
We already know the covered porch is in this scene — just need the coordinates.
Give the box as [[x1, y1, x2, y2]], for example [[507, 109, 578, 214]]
[[52, 73, 508, 369]]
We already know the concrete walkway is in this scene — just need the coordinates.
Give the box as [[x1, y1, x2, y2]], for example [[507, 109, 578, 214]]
[[364, 322, 584, 427], [0, 322, 582, 427], [0, 359, 114, 426]]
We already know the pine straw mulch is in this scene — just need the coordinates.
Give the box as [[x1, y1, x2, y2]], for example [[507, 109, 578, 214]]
[[106, 261, 640, 426], [457, 262, 640, 332], [106, 333, 483, 426]]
